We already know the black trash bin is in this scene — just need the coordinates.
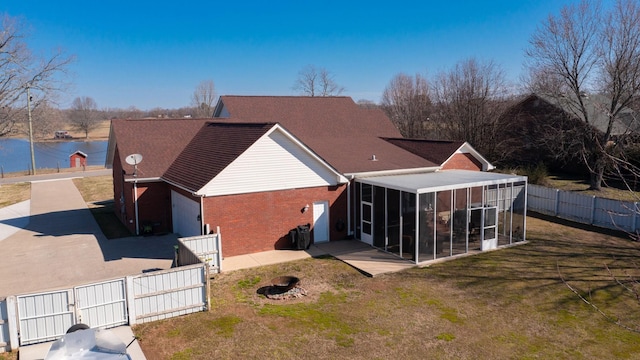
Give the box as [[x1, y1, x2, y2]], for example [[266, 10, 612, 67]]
[[289, 228, 299, 247], [296, 224, 311, 250], [290, 224, 311, 250]]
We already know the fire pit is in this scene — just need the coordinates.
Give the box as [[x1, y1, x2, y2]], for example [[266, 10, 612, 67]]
[[270, 276, 300, 291], [263, 276, 307, 300]]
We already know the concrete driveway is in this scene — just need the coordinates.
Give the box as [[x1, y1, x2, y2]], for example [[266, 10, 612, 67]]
[[0, 178, 177, 298]]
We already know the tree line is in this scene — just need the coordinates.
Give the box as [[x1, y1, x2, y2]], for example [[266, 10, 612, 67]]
[[2, 1, 640, 191]]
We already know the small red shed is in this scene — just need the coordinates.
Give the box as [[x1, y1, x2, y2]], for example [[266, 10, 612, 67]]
[[69, 150, 87, 168]]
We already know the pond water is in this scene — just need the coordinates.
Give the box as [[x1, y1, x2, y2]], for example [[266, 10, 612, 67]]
[[0, 138, 108, 174]]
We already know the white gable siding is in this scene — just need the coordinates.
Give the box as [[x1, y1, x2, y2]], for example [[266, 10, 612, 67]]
[[197, 129, 340, 196]]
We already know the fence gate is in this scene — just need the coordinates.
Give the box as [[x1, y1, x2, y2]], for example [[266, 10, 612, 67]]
[[17, 289, 75, 346], [74, 279, 127, 329]]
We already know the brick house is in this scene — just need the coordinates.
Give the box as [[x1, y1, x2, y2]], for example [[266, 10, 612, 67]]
[[107, 96, 527, 263]]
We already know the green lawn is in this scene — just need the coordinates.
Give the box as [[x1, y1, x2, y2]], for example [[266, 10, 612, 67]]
[[133, 216, 640, 359]]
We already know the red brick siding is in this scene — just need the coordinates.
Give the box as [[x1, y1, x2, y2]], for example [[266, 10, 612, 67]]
[[202, 185, 347, 257], [112, 147, 134, 233], [442, 153, 482, 171], [137, 182, 172, 234], [112, 146, 171, 234]]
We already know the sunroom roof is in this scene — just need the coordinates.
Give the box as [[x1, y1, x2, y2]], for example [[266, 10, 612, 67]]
[[357, 170, 527, 194]]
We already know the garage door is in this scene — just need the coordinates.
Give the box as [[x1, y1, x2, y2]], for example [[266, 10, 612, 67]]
[[171, 190, 201, 237]]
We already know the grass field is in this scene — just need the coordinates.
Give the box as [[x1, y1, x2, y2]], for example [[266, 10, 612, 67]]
[[2, 174, 640, 359], [133, 216, 640, 359]]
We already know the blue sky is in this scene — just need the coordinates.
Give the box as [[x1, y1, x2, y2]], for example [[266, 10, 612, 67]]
[[4, 1, 579, 110]]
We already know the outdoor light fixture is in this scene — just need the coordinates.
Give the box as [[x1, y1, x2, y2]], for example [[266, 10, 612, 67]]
[[301, 204, 310, 213]]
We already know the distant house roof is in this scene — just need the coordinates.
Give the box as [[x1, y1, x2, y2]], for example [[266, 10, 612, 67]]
[[213, 96, 439, 174], [107, 118, 209, 180], [533, 93, 639, 135]]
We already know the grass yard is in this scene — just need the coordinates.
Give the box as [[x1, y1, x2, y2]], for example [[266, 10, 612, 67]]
[[133, 216, 640, 360], [546, 174, 640, 202], [0, 182, 29, 208]]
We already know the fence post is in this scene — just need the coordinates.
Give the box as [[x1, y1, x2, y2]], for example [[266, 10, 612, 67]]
[[125, 276, 137, 325], [6, 296, 18, 351], [634, 202, 639, 233], [554, 189, 560, 216], [217, 226, 223, 273], [590, 196, 596, 225], [205, 266, 211, 312]]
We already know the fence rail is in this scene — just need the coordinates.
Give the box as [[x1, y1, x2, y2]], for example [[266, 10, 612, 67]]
[[527, 184, 640, 233], [127, 264, 209, 324]]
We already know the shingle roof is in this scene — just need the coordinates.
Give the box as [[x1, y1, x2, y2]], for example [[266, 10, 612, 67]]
[[162, 122, 273, 192], [216, 96, 438, 173], [535, 93, 639, 135], [111, 118, 209, 179], [383, 138, 465, 165]]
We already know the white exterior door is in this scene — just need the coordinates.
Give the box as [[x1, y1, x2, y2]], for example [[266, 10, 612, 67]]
[[171, 190, 201, 237], [481, 207, 498, 251], [313, 201, 329, 243], [361, 201, 373, 245]]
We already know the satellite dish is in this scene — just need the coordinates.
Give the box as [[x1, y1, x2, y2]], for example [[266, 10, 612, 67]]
[[125, 154, 143, 166]]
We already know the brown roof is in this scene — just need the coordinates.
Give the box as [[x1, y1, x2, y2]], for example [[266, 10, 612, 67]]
[[216, 96, 437, 173], [383, 138, 465, 166], [162, 122, 274, 192], [111, 118, 209, 179]]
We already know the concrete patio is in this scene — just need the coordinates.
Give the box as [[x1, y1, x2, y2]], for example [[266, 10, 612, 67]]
[[222, 239, 416, 277]]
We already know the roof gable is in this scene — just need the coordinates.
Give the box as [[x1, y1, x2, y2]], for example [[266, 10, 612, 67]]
[[214, 96, 437, 174], [162, 122, 348, 194], [162, 122, 273, 192], [383, 138, 464, 165], [532, 93, 639, 135]]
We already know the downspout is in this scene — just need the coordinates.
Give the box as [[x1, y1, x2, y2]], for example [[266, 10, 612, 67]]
[[347, 179, 351, 236], [200, 195, 205, 235], [346, 175, 355, 236], [134, 180, 139, 235], [414, 192, 420, 265]]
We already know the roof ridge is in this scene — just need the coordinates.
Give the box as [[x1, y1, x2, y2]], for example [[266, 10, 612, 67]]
[[220, 95, 351, 99]]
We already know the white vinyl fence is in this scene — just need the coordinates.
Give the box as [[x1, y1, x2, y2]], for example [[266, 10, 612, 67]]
[[0, 297, 15, 353], [528, 184, 640, 233], [0, 230, 223, 352], [178, 231, 222, 273], [127, 264, 209, 324]]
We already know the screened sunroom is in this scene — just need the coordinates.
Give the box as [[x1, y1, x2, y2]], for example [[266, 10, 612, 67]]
[[353, 170, 527, 264]]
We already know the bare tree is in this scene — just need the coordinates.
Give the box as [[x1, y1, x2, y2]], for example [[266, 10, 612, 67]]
[[526, 0, 640, 190], [356, 99, 379, 109], [0, 14, 74, 137], [191, 80, 216, 118], [381, 73, 434, 138], [521, 65, 569, 96], [293, 65, 345, 97], [69, 96, 99, 138], [32, 101, 65, 139], [431, 58, 508, 154]]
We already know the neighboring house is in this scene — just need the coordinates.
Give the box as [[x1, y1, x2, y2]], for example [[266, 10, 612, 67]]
[[496, 93, 639, 169], [107, 96, 527, 264]]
